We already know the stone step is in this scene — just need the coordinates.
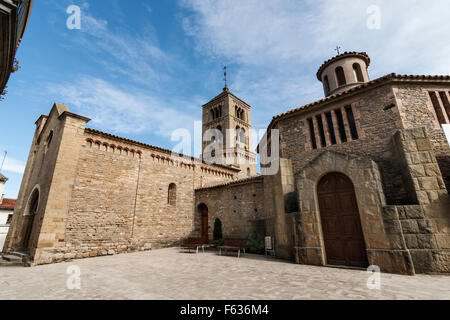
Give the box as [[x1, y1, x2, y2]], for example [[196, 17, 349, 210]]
[[2, 255, 22, 262], [10, 251, 28, 258], [0, 257, 21, 266]]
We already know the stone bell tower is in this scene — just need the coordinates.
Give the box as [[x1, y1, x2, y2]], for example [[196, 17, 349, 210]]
[[201, 73, 257, 178], [317, 51, 371, 97]]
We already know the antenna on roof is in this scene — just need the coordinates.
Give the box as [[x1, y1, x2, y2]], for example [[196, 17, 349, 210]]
[[334, 46, 341, 55], [0, 151, 6, 172]]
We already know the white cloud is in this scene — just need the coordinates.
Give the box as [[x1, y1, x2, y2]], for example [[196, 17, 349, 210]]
[[2, 157, 25, 174], [180, 0, 450, 127], [72, 9, 179, 90], [48, 76, 200, 137], [181, 0, 450, 73]]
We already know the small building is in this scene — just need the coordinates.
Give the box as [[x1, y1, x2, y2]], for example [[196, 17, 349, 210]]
[[0, 173, 15, 250]]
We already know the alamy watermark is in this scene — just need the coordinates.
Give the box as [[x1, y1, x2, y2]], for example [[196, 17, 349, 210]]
[[66, 265, 81, 290], [66, 5, 81, 30], [367, 265, 381, 290], [169, 123, 280, 176], [367, 5, 381, 30]]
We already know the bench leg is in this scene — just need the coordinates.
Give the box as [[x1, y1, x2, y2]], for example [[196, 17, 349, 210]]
[[238, 249, 240, 258]]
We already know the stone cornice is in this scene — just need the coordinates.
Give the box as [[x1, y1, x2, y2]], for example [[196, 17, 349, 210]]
[[84, 128, 240, 172]]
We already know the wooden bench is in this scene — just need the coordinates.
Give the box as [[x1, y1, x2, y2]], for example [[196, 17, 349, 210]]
[[181, 237, 207, 254], [218, 238, 247, 258]]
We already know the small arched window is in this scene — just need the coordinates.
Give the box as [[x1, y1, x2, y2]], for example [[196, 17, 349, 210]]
[[240, 128, 245, 143], [44, 130, 54, 153], [335, 66, 346, 86], [323, 75, 330, 95], [236, 126, 243, 145], [168, 183, 176, 206], [210, 110, 214, 120], [353, 63, 364, 82], [247, 168, 251, 176]]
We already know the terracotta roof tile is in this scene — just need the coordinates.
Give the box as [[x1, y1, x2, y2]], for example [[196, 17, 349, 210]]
[[195, 175, 263, 191], [0, 198, 16, 210]]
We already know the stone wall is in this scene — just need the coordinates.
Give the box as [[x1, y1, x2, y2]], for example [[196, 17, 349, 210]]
[[3, 103, 91, 263], [393, 83, 450, 192], [194, 176, 265, 240], [276, 84, 409, 205], [5, 103, 242, 265], [32, 130, 238, 264], [390, 127, 450, 273]]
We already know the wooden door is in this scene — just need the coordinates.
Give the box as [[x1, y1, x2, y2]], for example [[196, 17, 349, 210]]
[[318, 172, 368, 267], [201, 206, 208, 243]]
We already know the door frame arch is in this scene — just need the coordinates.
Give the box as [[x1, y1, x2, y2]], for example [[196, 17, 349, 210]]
[[21, 184, 40, 251]]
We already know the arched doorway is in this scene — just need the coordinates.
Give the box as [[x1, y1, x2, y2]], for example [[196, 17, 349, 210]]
[[198, 203, 208, 243], [317, 172, 368, 267], [22, 187, 39, 251]]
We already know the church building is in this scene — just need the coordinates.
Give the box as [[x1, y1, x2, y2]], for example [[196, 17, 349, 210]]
[[3, 52, 450, 275]]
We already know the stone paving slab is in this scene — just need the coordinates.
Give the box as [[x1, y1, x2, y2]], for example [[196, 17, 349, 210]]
[[0, 248, 449, 300]]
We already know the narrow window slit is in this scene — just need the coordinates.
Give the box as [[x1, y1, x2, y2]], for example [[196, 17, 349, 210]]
[[316, 115, 327, 147], [345, 106, 359, 140], [307, 118, 317, 149], [325, 112, 337, 145]]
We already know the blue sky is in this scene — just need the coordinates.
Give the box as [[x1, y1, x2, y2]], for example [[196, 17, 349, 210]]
[[1, 0, 450, 198]]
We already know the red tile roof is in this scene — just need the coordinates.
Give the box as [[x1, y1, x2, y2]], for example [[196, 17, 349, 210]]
[[0, 198, 16, 210], [195, 175, 263, 191]]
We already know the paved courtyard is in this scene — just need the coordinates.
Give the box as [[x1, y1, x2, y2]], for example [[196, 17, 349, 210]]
[[0, 247, 449, 300]]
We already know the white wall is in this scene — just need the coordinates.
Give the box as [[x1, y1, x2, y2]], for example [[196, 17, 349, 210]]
[[0, 181, 5, 202], [0, 210, 12, 251]]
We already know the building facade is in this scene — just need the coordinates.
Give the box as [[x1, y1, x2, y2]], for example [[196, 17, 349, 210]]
[[3, 52, 450, 274], [0, 0, 34, 93], [0, 173, 15, 250]]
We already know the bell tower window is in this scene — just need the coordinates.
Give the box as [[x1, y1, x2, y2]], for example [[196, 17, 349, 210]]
[[335, 66, 346, 86], [353, 63, 364, 82]]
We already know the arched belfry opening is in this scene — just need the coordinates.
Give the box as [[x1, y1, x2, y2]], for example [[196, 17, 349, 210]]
[[353, 63, 364, 82], [317, 172, 368, 267]]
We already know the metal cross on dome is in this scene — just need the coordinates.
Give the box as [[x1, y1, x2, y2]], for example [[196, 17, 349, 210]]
[[334, 46, 341, 55]]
